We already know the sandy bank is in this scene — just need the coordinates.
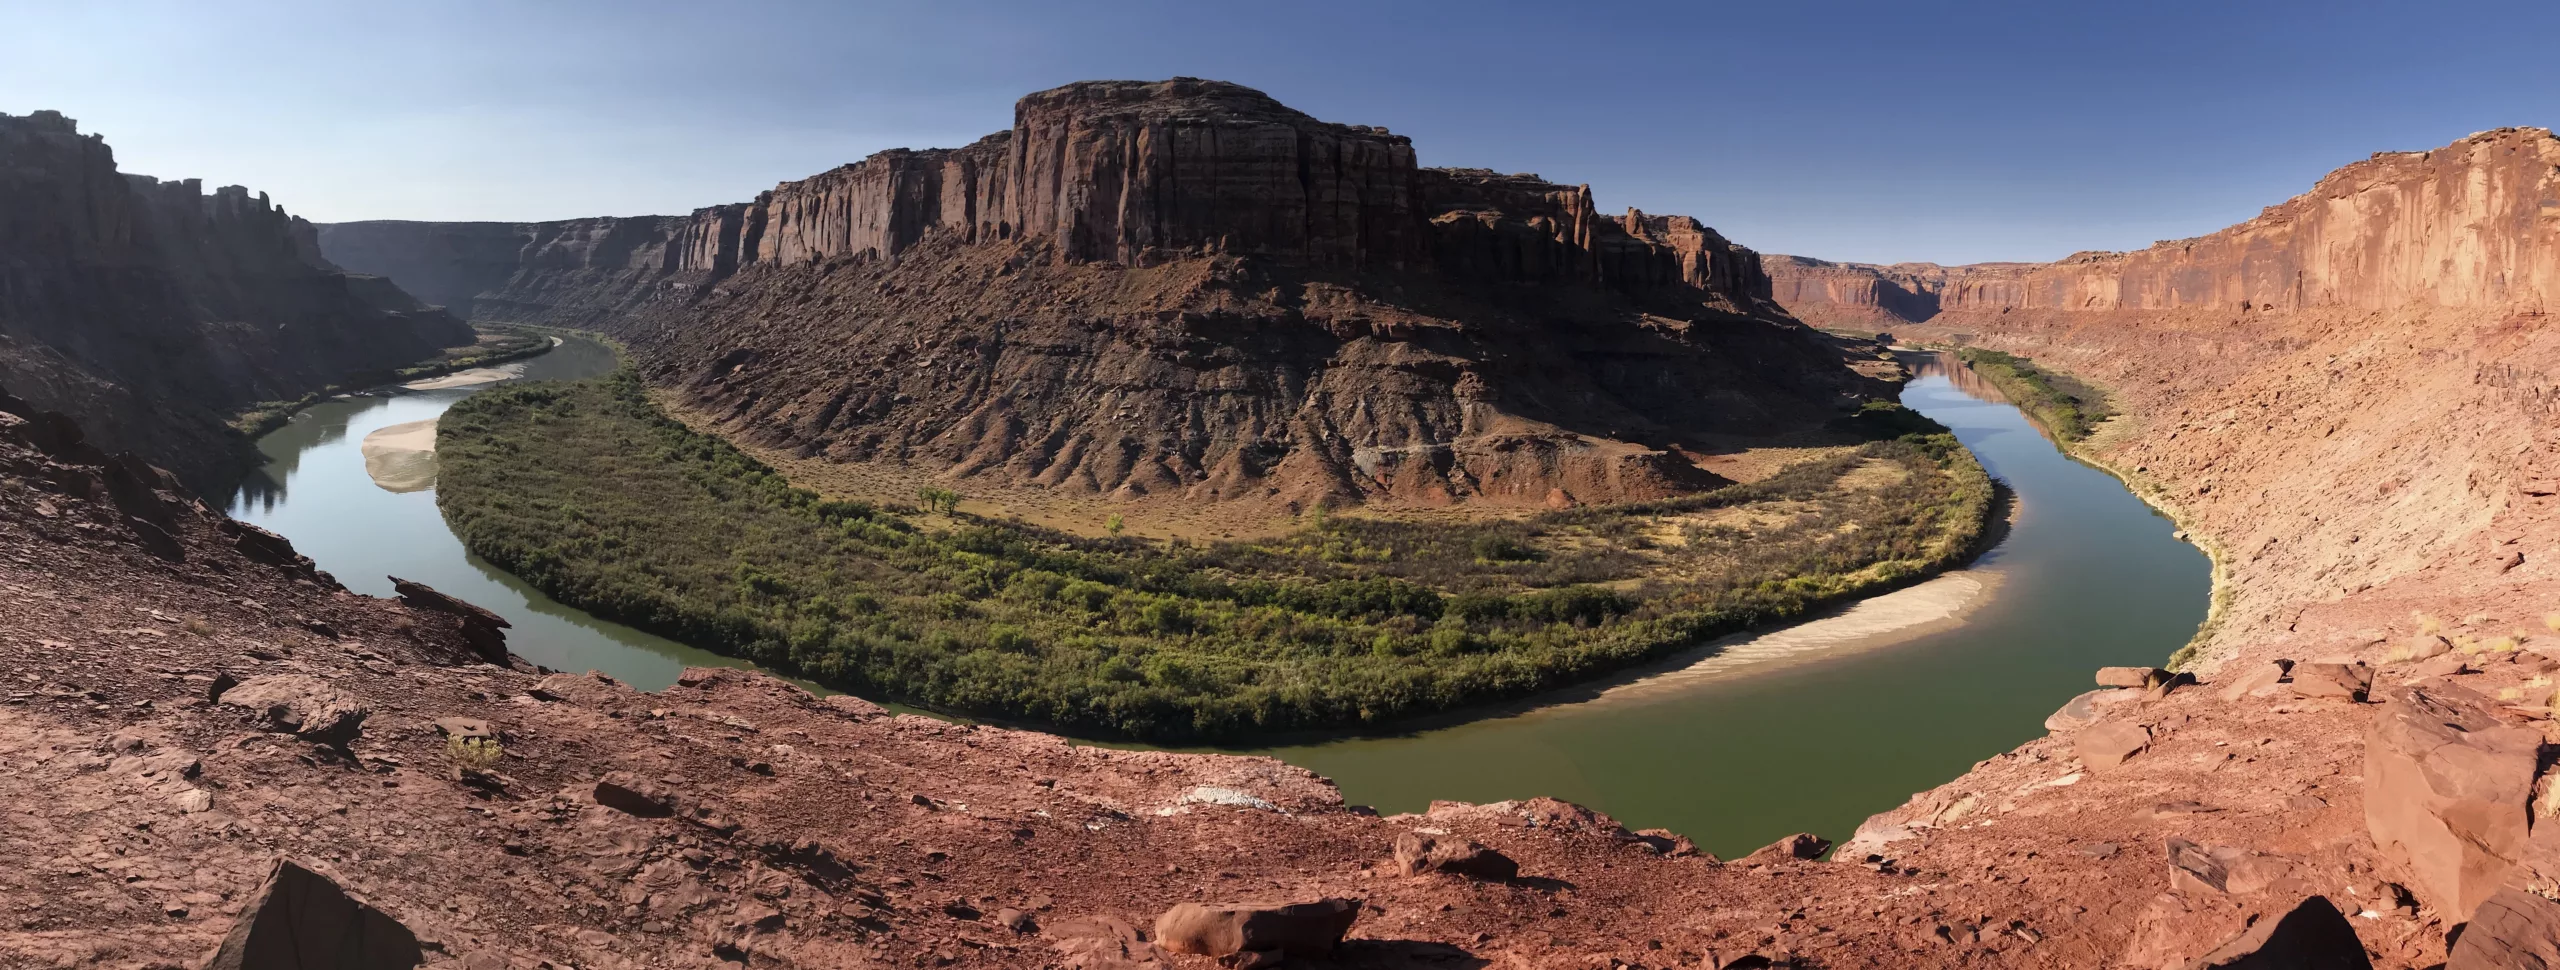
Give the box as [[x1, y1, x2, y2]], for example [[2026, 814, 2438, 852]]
[[360, 418, 440, 492], [1585, 569, 1998, 706], [402, 362, 526, 390]]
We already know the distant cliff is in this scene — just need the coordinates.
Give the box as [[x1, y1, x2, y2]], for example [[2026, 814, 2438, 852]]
[[1770, 127, 2560, 329], [0, 110, 473, 487], [322, 78, 1872, 509]]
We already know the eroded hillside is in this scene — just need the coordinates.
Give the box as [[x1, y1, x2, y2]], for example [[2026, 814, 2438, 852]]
[[322, 79, 1884, 517], [0, 111, 473, 488]]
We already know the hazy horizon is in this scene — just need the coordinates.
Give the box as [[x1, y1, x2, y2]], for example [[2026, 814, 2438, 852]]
[[9, 0, 2555, 265]]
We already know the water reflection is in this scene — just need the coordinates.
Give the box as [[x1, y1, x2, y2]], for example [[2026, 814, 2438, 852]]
[[1236, 355, 2209, 856]]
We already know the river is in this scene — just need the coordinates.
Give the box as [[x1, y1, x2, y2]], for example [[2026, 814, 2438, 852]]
[[224, 341, 2210, 858]]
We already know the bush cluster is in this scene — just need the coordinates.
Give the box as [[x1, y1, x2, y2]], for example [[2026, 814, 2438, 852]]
[[438, 373, 1992, 740]]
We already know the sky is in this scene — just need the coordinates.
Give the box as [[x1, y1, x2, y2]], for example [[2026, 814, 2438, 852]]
[[6, 0, 2557, 265]]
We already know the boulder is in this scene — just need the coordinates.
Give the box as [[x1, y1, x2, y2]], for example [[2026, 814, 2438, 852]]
[[202, 859, 422, 970], [1391, 832, 1518, 880], [2218, 661, 2291, 702], [2077, 720, 2151, 771], [1153, 899, 1361, 958], [2165, 839, 2305, 898], [1737, 833, 1831, 865], [2047, 688, 2142, 732], [2447, 888, 2560, 969], [218, 675, 368, 745], [2097, 666, 2165, 688], [2410, 654, 2473, 679], [2407, 635, 2453, 661], [2181, 895, 2371, 969], [2289, 662, 2372, 700], [594, 772, 676, 818], [391, 577, 512, 665], [2365, 684, 2540, 919], [1632, 828, 1701, 858]]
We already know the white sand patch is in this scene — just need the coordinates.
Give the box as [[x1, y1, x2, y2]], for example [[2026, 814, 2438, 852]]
[[1585, 570, 2000, 705], [403, 361, 527, 390], [360, 419, 440, 493]]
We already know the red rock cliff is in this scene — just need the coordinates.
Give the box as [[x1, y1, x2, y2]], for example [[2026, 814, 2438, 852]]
[[1770, 127, 2560, 328], [325, 79, 1790, 319], [0, 110, 472, 488]]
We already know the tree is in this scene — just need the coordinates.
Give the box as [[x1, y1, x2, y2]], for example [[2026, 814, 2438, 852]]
[[1105, 513, 1124, 537]]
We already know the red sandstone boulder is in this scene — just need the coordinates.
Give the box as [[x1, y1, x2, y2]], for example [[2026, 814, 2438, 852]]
[[202, 859, 421, 970], [2077, 720, 2151, 771], [1737, 833, 1831, 865], [2365, 684, 2540, 919], [218, 674, 368, 745], [2447, 888, 2560, 969], [2290, 662, 2373, 700], [1391, 832, 1518, 880], [2219, 660, 2291, 701], [2097, 666, 2165, 688], [1153, 899, 1361, 957], [594, 772, 676, 818]]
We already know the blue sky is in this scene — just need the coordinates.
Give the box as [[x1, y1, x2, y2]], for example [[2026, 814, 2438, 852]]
[[7, 0, 2556, 264]]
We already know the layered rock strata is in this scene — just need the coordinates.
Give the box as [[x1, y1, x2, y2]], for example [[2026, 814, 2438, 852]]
[[1769, 127, 2560, 330], [0, 110, 473, 487], [321, 78, 1875, 509], [1822, 126, 2560, 966]]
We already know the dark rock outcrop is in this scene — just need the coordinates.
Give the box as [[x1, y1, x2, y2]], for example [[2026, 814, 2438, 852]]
[[2448, 888, 2560, 969], [0, 110, 472, 489], [390, 576, 512, 665], [202, 859, 422, 970]]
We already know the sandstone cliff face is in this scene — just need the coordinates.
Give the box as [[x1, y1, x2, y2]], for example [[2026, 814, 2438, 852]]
[[1771, 128, 2560, 330], [321, 78, 1866, 509], [0, 110, 473, 487]]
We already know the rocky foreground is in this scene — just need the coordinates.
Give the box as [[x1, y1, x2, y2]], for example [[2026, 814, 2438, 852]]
[[10, 342, 2543, 965], [16, 125, 2560, 969]]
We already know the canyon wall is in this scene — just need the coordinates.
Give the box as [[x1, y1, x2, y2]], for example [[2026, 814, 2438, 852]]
[[0, 110, 473, 487], [1770, 127, 2560, 330], [322, 78, 1866, 511], [326, 79, 1789, 320]]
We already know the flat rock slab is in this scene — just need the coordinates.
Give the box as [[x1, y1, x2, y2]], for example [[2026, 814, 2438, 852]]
[[2366, 683, 2540, 919], [2290, 662, 2373, 699], [2077, 720, 2150, 771]]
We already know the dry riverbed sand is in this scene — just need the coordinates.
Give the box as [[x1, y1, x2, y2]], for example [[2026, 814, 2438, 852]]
[[360, 418, 439, 492]]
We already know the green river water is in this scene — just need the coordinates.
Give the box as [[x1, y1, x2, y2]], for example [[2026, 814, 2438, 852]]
[[225, 341, 2209, 858]]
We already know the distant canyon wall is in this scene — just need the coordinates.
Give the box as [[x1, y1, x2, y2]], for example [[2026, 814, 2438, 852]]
[[1770, 127, 2560, 330], [0, 110, 472, 487], [322, 79, 1784, 326], [318, 79, 1868, 512]]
